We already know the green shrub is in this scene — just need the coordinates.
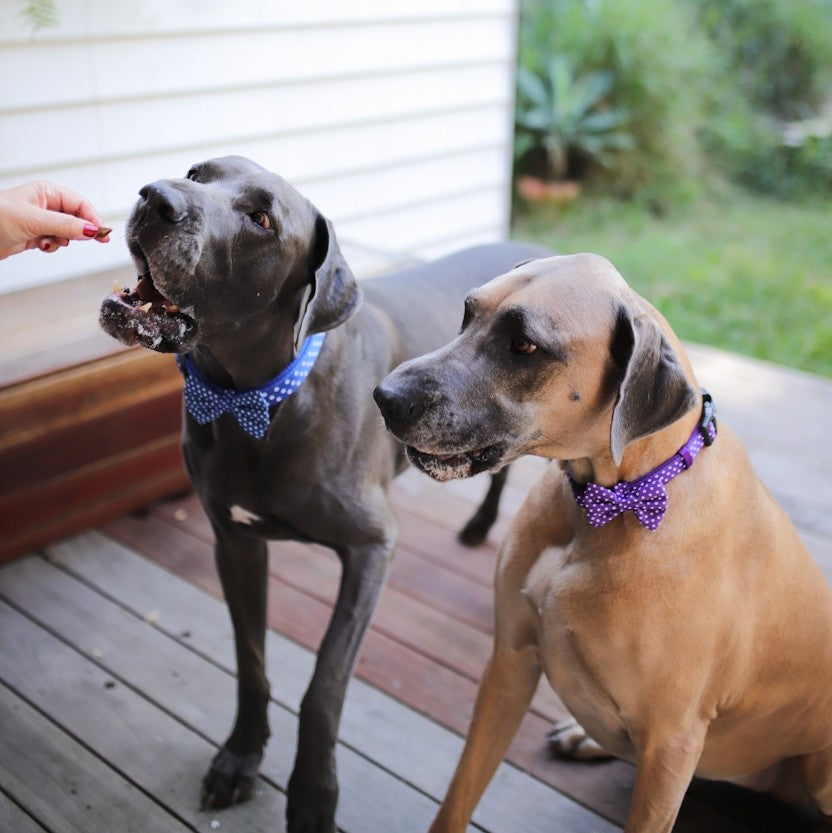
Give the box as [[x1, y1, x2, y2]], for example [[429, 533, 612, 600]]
[[516, 0, 724, 201], [515, 55, 633, 181], [692, 0, 832, 198], [694, 0, 832, 119], [515, 0, 832, 202]]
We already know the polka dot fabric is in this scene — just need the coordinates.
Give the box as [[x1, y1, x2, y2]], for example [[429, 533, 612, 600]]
[[569, 397, 717, 531], [176, 332, 326, 439]]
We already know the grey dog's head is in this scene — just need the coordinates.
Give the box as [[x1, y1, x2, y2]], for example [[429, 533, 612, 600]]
[[100, 155, 361, 353], [374, 253, 696, 481]]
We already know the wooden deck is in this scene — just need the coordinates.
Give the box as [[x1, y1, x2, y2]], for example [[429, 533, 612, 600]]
[[1, 342, 830, 833]]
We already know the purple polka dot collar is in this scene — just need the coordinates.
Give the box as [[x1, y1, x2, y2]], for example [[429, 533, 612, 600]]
[[176, 332, 326, 439], [569, 391, 717, 531]]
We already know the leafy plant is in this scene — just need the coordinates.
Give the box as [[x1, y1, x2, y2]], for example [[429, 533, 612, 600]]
[[19, 0, 58, 31], [515, 0, 721, 203], [515, 55, 633, 181], [694, 0, 832, 120], [692, 0, 832, 198]]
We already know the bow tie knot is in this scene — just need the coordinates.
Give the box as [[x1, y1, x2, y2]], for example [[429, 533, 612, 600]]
[[575, 479, 670, 531], [182, 376, 272, 438]]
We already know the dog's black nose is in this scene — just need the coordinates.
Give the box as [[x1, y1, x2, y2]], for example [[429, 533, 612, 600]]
[[139, 181, 188, 224], [373, 382, 426, 430]]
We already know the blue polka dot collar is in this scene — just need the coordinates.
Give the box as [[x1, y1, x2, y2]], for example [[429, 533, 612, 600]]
[[569, 391, 717, 531], [176, 332, 326, 439]]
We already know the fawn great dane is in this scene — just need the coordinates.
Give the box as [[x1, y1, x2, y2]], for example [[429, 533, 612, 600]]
[[375, 252, 832, 833]]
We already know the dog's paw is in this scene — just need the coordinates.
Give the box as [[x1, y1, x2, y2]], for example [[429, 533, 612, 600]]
[[201, 746, 261, 809], [286, 769, 338, 833], [547, 720, 612, 762], [458, 513, 490, 547]]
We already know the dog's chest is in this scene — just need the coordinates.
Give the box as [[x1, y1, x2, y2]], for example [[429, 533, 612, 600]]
[[185, 427, 349, 542], [524, 549, 655, 754]]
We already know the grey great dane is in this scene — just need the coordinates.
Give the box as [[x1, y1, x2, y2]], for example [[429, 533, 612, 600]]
[[99, 155, 547, 833]]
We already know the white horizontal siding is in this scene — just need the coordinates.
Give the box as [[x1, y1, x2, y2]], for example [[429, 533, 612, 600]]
[[0, 0, 512, 41], [1, 18, 511, 110], [1, 65, 512, 176], [0, 0, 518, 293]]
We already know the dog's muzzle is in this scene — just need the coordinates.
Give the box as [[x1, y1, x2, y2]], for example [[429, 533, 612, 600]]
[[99, 275, 198, 353], [99, 182, 200, 353], [373, 382, 506, 482]]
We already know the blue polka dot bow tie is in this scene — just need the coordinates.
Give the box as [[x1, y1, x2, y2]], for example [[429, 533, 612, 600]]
[[569, 391, 717, 531], [176, 333, 326, 439]]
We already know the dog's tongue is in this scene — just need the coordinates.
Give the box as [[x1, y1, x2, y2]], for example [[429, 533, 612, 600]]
[[136, 274, 167, 304]]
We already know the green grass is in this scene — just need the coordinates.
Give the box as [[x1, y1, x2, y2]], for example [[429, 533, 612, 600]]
[[512, 191, 832, 378]]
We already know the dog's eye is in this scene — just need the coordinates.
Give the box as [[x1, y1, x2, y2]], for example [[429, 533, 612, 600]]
[[250, 211, 272, 230], [510, 336, 538, 355]]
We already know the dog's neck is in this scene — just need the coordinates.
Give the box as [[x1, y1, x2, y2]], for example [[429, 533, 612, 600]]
[[561, 391, 716, 530], [187, 308, 300, 390], [564, 390, 706, 488]]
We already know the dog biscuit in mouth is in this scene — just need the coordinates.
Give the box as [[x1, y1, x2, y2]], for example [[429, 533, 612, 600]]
[[99, 277, 197, 353]]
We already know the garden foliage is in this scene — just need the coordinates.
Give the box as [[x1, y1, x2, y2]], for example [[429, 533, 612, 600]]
[[515, 0, 832, 200]]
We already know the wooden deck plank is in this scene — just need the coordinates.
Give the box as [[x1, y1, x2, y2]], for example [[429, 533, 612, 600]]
[[97, 511, 789, 833], [3, 341, 828, 833], [0, 599, 285, 833], [0, 555, 455, 833], [42, 535, 616, 833], [0, 680, 193, 833], [0, 790, 49, 833], [99, 505, 645, 822], [685, 344, 832, 540], [100, 502, 565, 723]]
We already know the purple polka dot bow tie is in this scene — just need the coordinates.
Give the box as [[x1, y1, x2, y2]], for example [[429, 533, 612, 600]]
[[569, 392, 717, 531], [573, 478, 671, 530], [176, 332, 325, 439]]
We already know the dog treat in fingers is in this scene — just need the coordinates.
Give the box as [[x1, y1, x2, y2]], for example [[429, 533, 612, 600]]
[[95, 226, 112, 239]]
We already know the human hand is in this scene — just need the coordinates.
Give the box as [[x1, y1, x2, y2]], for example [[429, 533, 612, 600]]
[[0, 180, 111, 260]]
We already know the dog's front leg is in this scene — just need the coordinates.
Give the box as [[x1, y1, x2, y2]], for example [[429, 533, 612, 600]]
[[202, 528, 271, 809], [287, 530, 396, 833], [623, 721, 707, 833], [430, 644, 541, 833]]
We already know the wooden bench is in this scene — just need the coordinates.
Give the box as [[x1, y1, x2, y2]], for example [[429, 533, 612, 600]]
[[0, 242, 414, 562], [0, 268, 189, 563]]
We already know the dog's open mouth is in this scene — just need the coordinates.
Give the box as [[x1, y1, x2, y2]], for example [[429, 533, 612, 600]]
[[405, 443, 505, 482], [99, 271, 198, 353]]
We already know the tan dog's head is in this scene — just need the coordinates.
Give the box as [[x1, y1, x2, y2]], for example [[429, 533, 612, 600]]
[[373, 253, 697, 481]]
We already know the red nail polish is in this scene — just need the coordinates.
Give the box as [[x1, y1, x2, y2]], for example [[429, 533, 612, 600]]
[[83, 223, 98, 238]]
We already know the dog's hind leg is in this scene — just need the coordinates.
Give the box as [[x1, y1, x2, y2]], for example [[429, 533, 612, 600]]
[[802, 744, 832, 817], [286, 516, 397, 833], [201, 528, 271, 809], [458, 466, 509, 547], [548, 718, 613, 761]]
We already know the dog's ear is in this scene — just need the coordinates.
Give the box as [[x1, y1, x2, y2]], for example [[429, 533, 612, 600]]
[[513, 256, 538, 269], [608, 304, 697, 464], [293, 215, 363, 354]]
